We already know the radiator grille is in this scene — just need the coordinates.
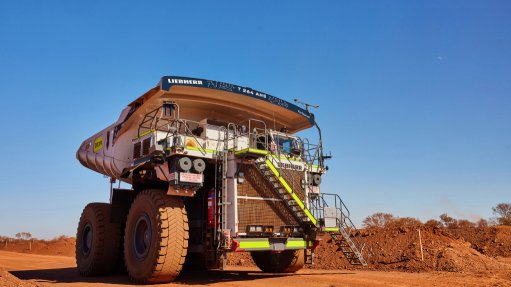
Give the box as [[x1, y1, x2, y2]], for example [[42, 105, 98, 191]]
[[237, 164, 298, 232]]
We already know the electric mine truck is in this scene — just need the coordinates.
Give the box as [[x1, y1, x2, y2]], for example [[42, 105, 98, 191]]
[[76, 76, 366, 284]]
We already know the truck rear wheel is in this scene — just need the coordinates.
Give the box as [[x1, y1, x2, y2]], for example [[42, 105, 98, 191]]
[[124, 190, 189, 283], [251, 250, 304, 273], [76, 203, 121, 276]]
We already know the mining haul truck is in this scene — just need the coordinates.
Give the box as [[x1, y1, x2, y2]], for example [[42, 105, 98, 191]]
[[75, 76, 366, 284]]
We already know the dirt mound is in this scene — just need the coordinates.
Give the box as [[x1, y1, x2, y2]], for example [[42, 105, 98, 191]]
[[447, 226, 511, 257], [229, 227, 509, 273], [0, 268, 47, 287], [0, 237, 75, 257], [352, 226, 506, 272]]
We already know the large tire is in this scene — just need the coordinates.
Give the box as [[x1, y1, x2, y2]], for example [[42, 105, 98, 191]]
[[124, 190, 189, 283], [251, 250, 305, 273], [76, 203, 121, 276]]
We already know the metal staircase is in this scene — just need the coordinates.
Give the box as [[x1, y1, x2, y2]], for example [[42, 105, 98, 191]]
[[330, 229, 367, 266], [232, 125, 367, 267], [254, 156, 317, 226], [312, 193, 367, 266], [244, 154, 367, 267], [252, 155, 366, 266]]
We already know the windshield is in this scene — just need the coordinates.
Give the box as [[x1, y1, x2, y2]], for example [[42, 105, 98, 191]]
[[273, 134, 300, 155]]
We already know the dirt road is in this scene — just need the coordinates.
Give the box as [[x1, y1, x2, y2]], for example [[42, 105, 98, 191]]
[[0, 251, 510, 287]]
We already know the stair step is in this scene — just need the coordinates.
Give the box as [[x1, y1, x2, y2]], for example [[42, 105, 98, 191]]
[[329, 226, 367, 266]]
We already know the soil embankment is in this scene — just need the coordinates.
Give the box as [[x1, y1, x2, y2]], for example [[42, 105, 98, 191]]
[[228, 226, 511, 273]]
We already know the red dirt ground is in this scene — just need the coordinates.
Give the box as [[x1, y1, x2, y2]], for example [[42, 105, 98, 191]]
[[1, 251, 511, 287], [1, 226, 510, 286]]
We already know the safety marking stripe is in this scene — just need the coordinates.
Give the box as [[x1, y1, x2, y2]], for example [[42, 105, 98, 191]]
[[185, 146, 217, 154], [324, 227, 340, 232], [133, 129, 154, 140], [239, 240, 270, 249], [285, 240, 307, 248], [234, 148, 269, 155]]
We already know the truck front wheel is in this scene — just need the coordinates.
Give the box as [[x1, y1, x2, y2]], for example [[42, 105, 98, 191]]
[[124, 190, 189, 283]]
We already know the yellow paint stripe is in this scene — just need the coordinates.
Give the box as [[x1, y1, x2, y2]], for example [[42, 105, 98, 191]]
[[304, 209, 316, 223], [249, 148, 269, 155], [264, 159, 317, 225], [290, 193, 305, 209], [133, 129, 154, 140], [234, 148, 269, 155], [265, 158, 280, 175], [239, 240, 270, 249], [185, 146, 216, 154], [268, 154, 304, 162], [286, 240, 307, 248], [324, 227, 340, 232], [234, 148, 301, 162]]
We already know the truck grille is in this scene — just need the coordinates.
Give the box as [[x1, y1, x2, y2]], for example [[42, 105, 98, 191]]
[[237, 164, 298, 232]]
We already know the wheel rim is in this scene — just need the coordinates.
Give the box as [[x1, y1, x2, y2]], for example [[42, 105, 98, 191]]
[[133, 213, 152, 260], [82, 223, 93, 256]]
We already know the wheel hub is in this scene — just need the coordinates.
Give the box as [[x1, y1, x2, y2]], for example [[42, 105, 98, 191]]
[[133, 213, 152, 260], [82, 223, 93, 256]]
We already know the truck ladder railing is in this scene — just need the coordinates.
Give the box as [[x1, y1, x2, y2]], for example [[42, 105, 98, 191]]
[[219, 150, 229, 247], [215, 128, 234, 250], [312, 193, 367, 266]]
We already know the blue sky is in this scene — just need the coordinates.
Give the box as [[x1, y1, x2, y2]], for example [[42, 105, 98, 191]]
[[0, 1, 509, 239]]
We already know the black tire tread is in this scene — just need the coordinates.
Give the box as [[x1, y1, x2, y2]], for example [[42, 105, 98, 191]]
[[76, 203, 121, 276], [125, 190, 189, 283]]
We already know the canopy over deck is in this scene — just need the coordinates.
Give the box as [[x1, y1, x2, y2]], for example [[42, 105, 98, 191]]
[[123, 76, 314, 134]]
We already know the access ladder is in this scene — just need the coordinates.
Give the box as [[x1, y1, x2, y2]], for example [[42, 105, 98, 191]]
[[253, 155, 367, 266]]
